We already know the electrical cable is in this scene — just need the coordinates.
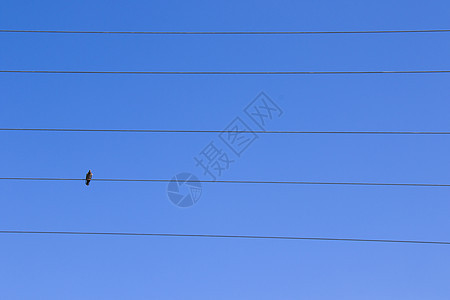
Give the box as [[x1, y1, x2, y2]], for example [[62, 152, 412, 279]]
[[1, 128, 450, 135], [1, 70, 450, 75], [0, 230, 448, 245], [0, 177, 448, 187], [1, 29, 450, 35]]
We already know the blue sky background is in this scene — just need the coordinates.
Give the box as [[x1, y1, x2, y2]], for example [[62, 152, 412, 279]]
[[1, 0, 450, 299]]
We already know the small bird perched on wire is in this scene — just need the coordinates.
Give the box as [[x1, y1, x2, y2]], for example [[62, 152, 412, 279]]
[[85, 170, 93, 186]]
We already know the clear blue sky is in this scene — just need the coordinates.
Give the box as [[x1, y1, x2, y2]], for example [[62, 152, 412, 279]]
[[1, 1, 450, 299]]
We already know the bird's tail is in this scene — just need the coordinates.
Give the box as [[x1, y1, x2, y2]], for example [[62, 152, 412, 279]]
[[86, 180, 90, 186]]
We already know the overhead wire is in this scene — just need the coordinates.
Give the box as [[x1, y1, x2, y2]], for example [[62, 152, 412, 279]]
[[0, 177, 448, 187], [1, 128, 450, 135], [1, 29, 450, 35], [1, 70, 450, 75], [0, 230, 449, 245]]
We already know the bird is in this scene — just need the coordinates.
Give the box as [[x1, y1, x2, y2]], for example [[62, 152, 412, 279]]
[[85, 170, 93, 186]]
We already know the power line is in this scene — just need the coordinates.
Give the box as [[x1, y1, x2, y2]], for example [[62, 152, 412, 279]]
[[0, 177, 448, 187], [1, 29, 450, 35], [0, 230, 448, 245], [1, 70, 450, 75], [1, 128, 450, 135]]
